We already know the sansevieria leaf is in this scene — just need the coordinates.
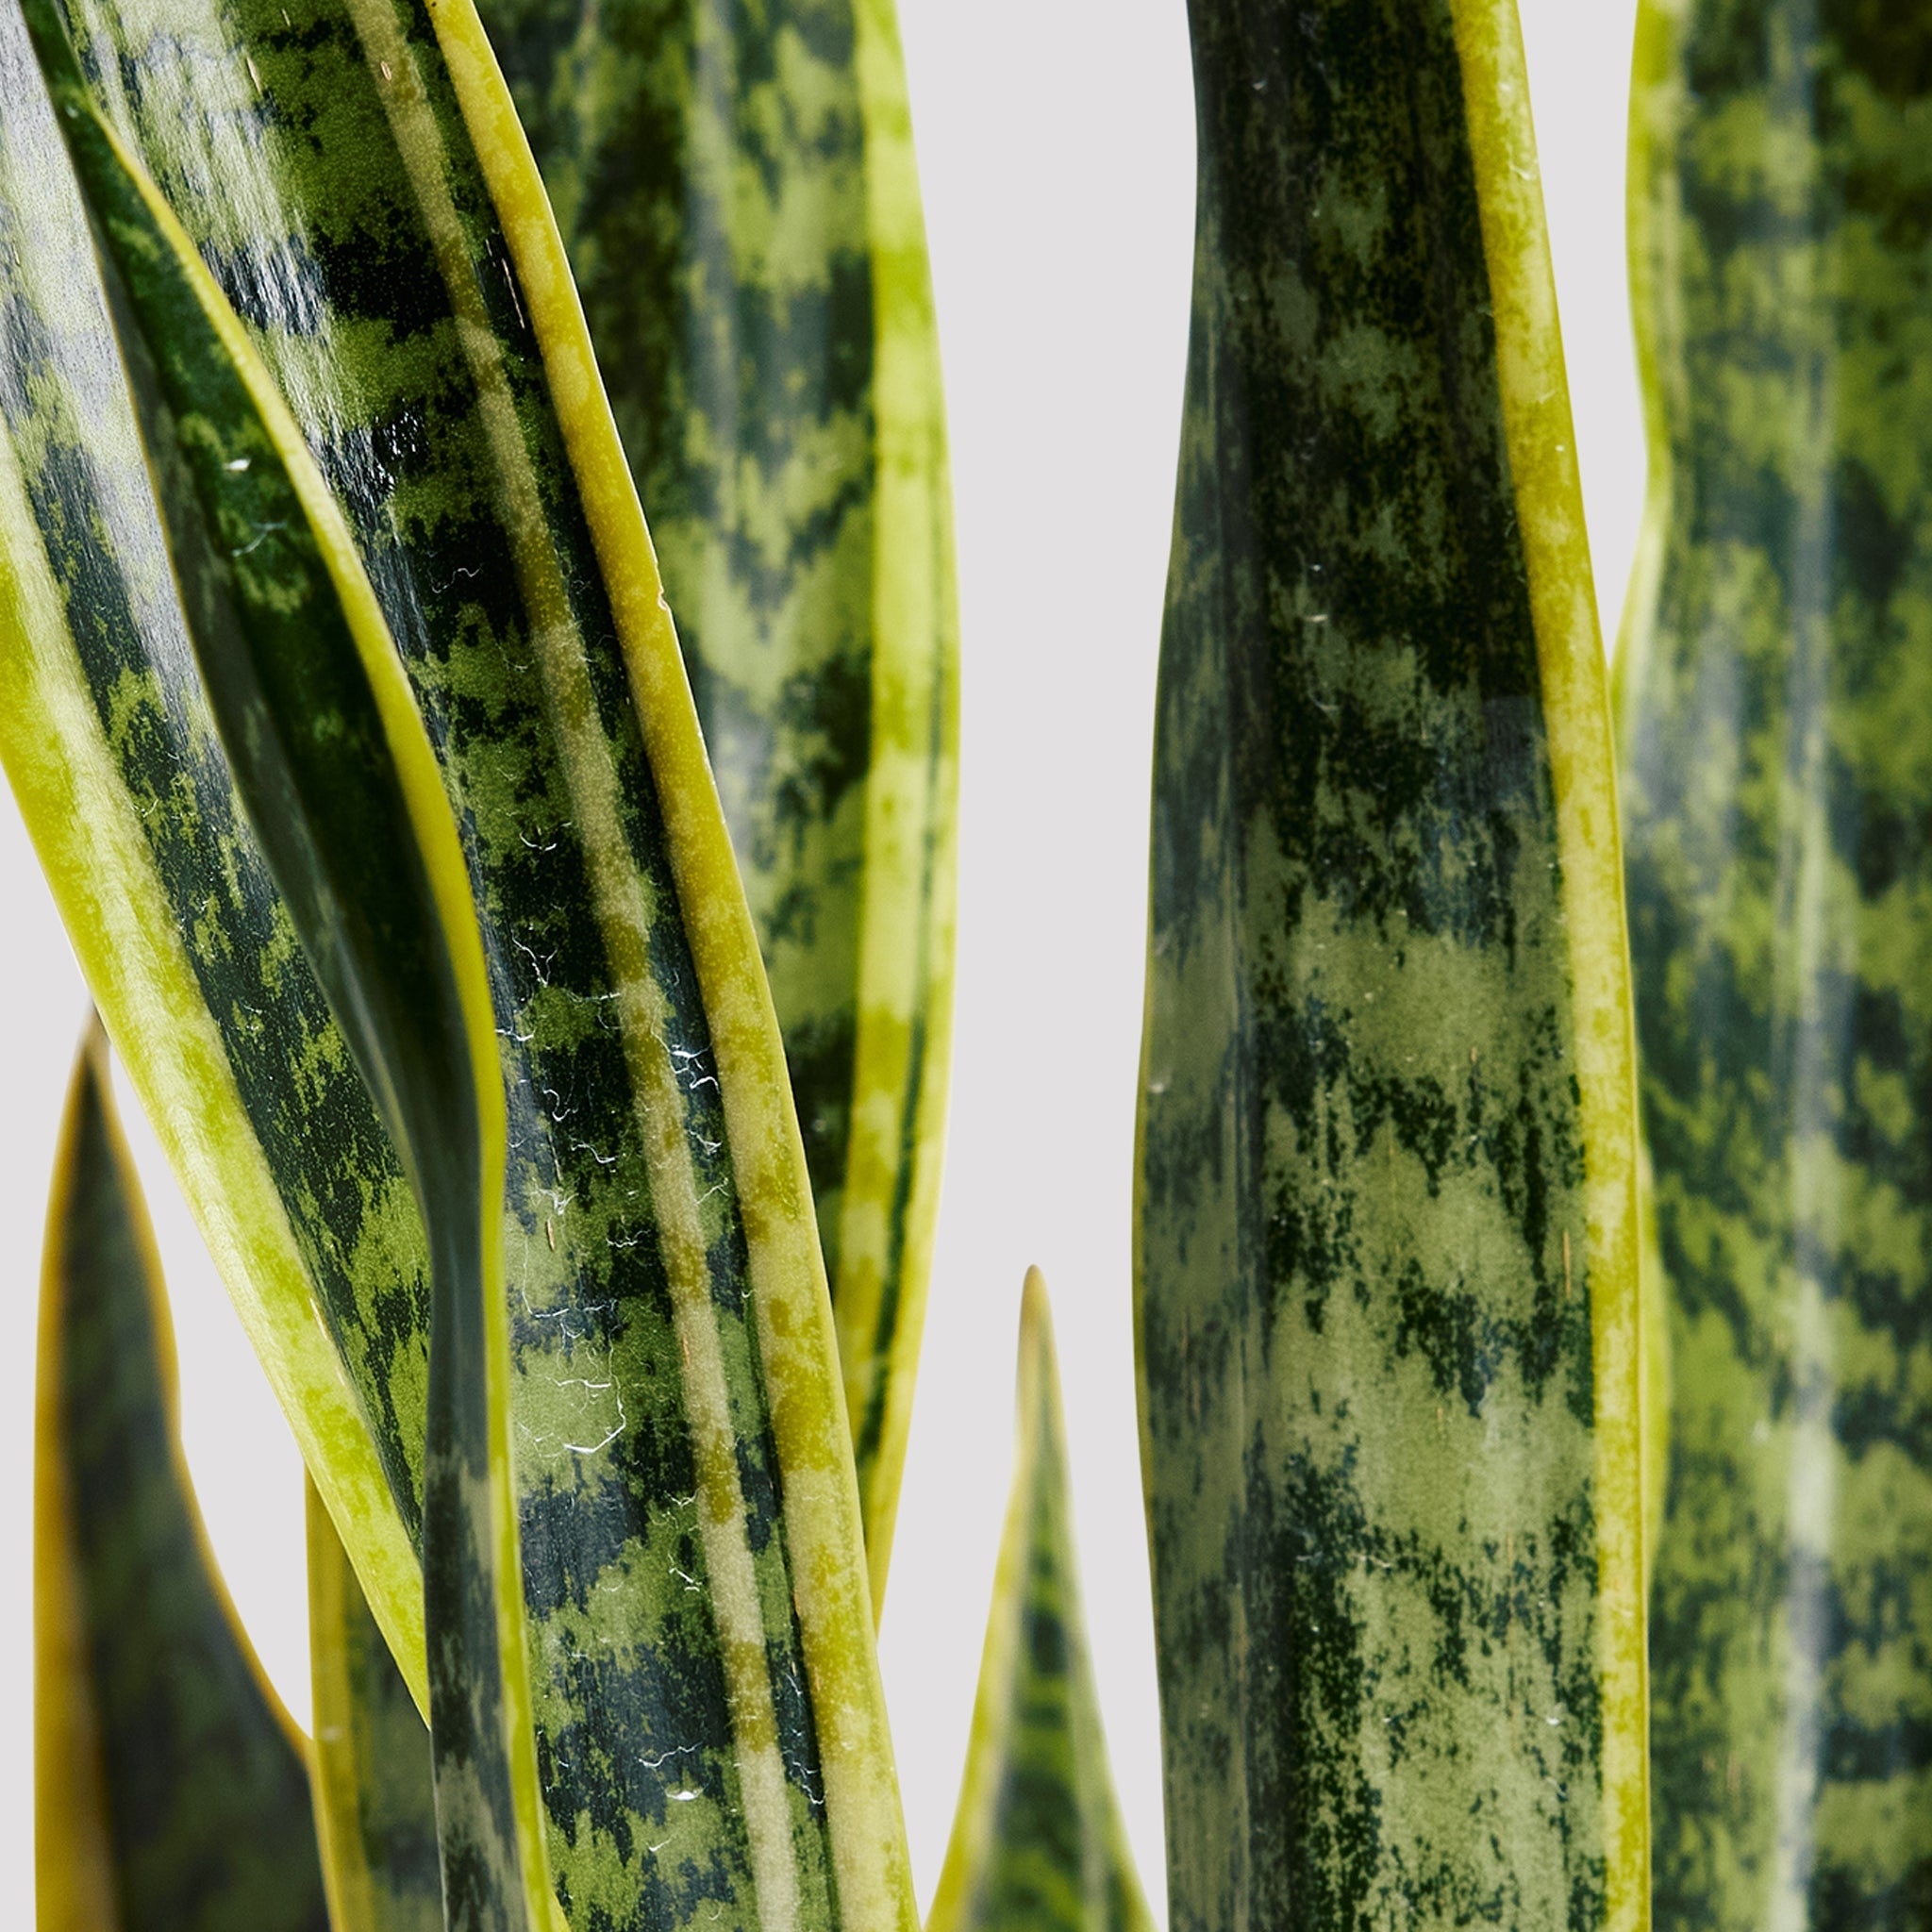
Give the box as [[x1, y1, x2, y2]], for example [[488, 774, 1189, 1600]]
[[10, 37, 554, 1919], [477, 0, 960, 1603], [36, 1022, 330, 1932], [0, 0, 911, 1921], [1135, 2, 1648, 1928], [1618, 0, 1932, 1917], [308, 1480, 442, 1932], [926, 1271, 1153, 1932]]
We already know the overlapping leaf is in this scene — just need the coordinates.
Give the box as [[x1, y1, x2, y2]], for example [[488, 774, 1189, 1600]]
[[1135, 1, 1647, 1925], [36, 1023, 329, 1932], [479, 0, 960, 1603], [927, 1272, 1152, 1932], [12, 40, 553, 1915], [1618, 0, 1932, 1916], [0, 0, 911, 1920]]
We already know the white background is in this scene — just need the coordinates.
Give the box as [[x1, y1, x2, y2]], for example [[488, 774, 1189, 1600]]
[[0, 2, 1642, 1918]]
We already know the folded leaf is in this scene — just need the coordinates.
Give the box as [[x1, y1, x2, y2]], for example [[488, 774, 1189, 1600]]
[[308, 1479, 443, 1932], [13, 36, 555, 1920], [36, 1021, 330, 1932], [1134, 2, 1648, 1927], [479, 0, 961, 1605], [926, 1271, 1153, 1932], [1618, 0, 1932, 1917], [0, 0, 912, 1921]]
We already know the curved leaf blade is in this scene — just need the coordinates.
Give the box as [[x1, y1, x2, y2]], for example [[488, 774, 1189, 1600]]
[[478, 0, 960, 1605], [1618, 0, 1932, 1916], [308, 1478, 443, 1932], [36, 1020, 330, 1932], [926, 1271, 1153, 1932], [1134, 2, 1648, 1927], [12, 42, 555, 1924], [0, 0, 913, 1920], [0, 0, 425, 1710]]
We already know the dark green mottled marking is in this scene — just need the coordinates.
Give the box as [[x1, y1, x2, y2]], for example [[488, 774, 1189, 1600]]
[[475, 0, 955, 1571], [1620, 0, 1932, 1920], [16, 48, 545, 1923], [0, 0, 852, 1917], [308, 1482, 445, 1932], [1136, 3, 1613, 1926], [41, 1031, 329, 1932], [927, 1272, 1153, 1932], [480, 0, 874, 1274]]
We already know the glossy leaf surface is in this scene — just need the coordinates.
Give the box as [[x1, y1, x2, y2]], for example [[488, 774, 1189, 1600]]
[[479, 0, 960, 1601], [19, 35, 547, 1914], [36, 1024, 330, 1932], [15, 17, 551, 1922], [0, 0, 911, 1921], [309, 1480, 444, 1932], [1135, 2, 1648, 1927], [926, 1271, 1153, 1932], [1618, 0, 1932, 1918], [0, 0, 422, 1697]]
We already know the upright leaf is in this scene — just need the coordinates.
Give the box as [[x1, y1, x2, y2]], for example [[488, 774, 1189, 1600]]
[[308, 1480, 443, 1932], [12, 35, 555, 1920], [1134, 3, 1648, 1928], [926, 1271, 1153, 1932], [478, 0, 960, 1602], [1619, 0, 1932, 1918], [0, 0, 913, 1919], [36, 1022, 330, 1932]]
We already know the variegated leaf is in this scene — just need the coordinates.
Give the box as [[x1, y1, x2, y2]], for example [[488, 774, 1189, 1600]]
[[1619, 0, 1932, 1914], [1135, 2, 1649, 1926], [10, 37, 553, 1915], [36, 1021, 330, 1932]]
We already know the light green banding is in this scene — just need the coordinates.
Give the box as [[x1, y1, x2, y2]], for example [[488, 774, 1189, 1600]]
[[1135, 2, 1646, 1926], [1618, 0, 1932, 1921], [476, 0, 959, 1605]]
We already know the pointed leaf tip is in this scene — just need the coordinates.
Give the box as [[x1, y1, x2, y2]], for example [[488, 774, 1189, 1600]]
[[928, 1271, 1154, 1932], [36, 1019, 330, 1932]]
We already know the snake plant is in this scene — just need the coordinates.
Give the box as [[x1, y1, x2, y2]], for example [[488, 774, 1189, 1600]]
[[24, 0, 1932, 1924], [1138, 1, 1646, 1925], [1620, 0, 1932, 1919]]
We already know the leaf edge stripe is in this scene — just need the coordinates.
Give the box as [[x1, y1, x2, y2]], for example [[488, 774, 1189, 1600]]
[[1448, 8, 1651, 1927]]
